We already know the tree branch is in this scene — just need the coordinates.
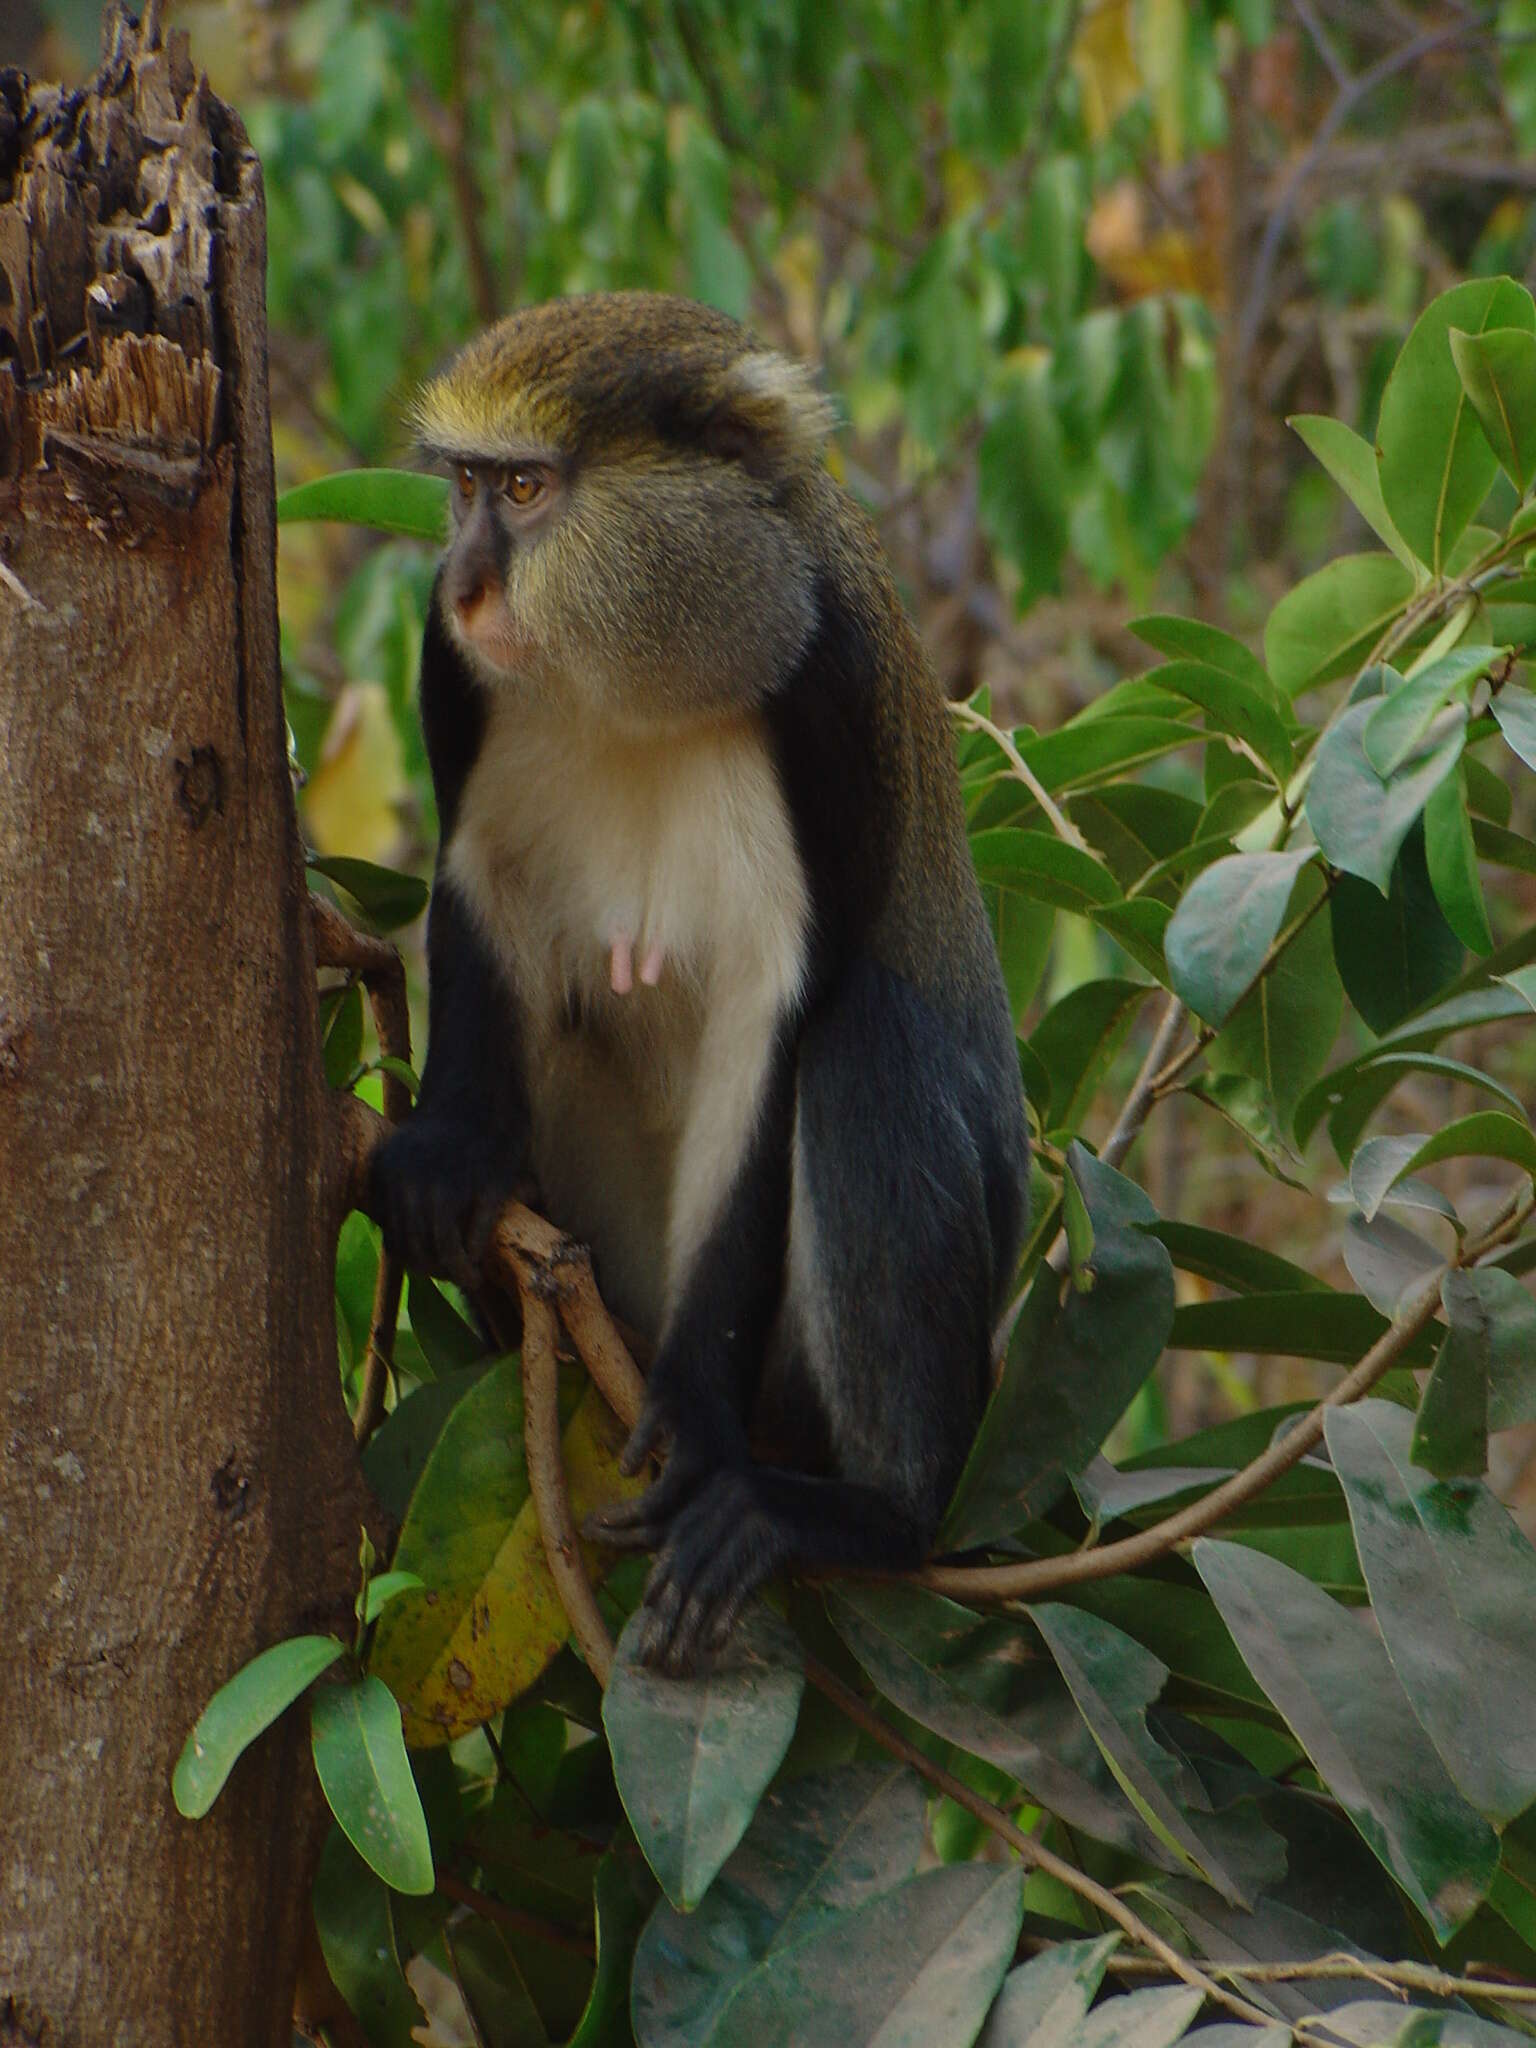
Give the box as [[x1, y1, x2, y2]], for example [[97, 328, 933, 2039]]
[[1081, 1944, 1536, 2006], [513, 1257, 618, 1687], [919, 1181, 1533, 1603], [436, 1870, 596, 1960], [948, 697, 1091, 852], [802, 1654, 1275, 2029]]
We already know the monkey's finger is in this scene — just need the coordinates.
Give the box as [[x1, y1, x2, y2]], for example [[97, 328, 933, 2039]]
[[618, 1406, 669, 1477]]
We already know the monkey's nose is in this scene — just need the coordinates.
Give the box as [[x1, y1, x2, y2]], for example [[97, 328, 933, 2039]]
[[454, 579, 496, 622]]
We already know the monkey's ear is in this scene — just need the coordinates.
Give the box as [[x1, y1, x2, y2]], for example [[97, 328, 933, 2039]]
[[710, 351, 836, 476]]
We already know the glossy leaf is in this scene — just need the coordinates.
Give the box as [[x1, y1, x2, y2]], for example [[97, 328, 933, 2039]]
[[968, 828, 1121, 915], [1412, 1270, 1492, 1478], [1289, 413, 1417, 573], [172, 1634, 345, 1817], [1448, 323, 1536, 494], [360, 1570, 425, 1625], [1026, 979, 1155, 1134], [1423, 768, 1493, 953], [1167, 1292, 1437, 1367], [1318, 2001, 1533, 2048], [444, 1919, 551, 2048], [944, 1146, 1174, 1547], [1141, 662, 1293, 783], [631, 1764, 926, 2047], [1042, 1987, 1203, 2048], [1492, 686, 1536, 770], [975, 1934, 1120, 2048], [1470, 1266, 1536, 1431], [1377, 276, 1536, 573], [277, 466, 450, 540], [685, 1862, 1022, 2048], [829, 1583, 1169, 1861], [1328, 829, 1464, 1035], [311, 1827, 427, 2048], [568, 1839, 657, 2048], [371, 1367, 643, 1744], [1307, 699, 1466, 894], [307, 853, 430, 932], [1193, 1539, 1497, 1939], [1362, 646, 1502, 779], [407, 1270, 486, 1374], [1163, 848, 1314, 1027], [1323, 1052, 1523, 1166], [1326, 1400, 1536, 1825], [1030, 1602, 1265, 1905], [1149, 1221, 1326, 1295], [310, 1674, 435, 1895], [1206, 866, 1341, 1123], [1342, 1213, 1448, 1317], [1129, 615, 1277, 700], [603, 1603, 804, 1910], [1392, 1111, 1536, 1183], [1016, 717, 1204, 795], [1264, 553, 1415, 697], [322, 979, 364, 1090]]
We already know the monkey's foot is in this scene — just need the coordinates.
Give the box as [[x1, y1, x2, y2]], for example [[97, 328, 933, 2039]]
[[632, 1467, 791, 1675]]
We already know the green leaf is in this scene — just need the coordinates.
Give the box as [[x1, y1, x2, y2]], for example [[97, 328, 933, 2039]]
[[1342, 1212, 1448, 1317], [308, 854, 430, 932], [1193, 1539, 1497, 1939], [323, 978, 364, 1090], [1207, 865, 1342, 1125], [360, 1365, 487, 1524], [1307, 699, 1466, 894], [603, 1603, 803, 1911], [1492, 686, 1536, 769], [1473, 1266, 1536, 1432], [1377, 276, 1536, 573], [1326, 1399, 1536, 1826], [1030, 1603, 1270, 1906], [1264, 553, 1415, 698], [1328, 826, 1464, 1036], [407, 1271, 486, 1374], [1141, 662, 1293, 783], [1010, 1986, 1204, 2048], [1026, 979, 1155, 1132], [312, 1827, 428, 2048], [631, 1764, 927, 2046], [310, 1674, 435, 1895], [1016, 718, 1205, 796], [1449, 323, 1536, 494], [975, 1935, 1121, 2048], [1412, 1270, 1492, 1479], [686, 1862, 1022, 2048], [361, 1571, 425, 1626], [1391, 1110, 1536, 1183], [1129, 615, 1276, 700], [828, 1584, 1169, 1862], [944, 1146, 1174, 1547], [1163, 848, 1315, 1027], [1167, 1292, 1438, 1368], [278, 467, 450, 541], [567, 1838, 656, 2048], [1362, 646, 1503, 779], [1319, 2001, 1535, 2048], [1289, 414, 1418, 573], [172, 1634, 345, 1817], [968, 828, 1121, 915], [1323, 1052, 1524, 1165], [1423, 768, 1494, 953]]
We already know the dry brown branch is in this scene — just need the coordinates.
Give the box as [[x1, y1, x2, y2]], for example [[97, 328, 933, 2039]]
[[802, 1654, 1274, 2029], [921, 1182, 1534, 1603], [947, 697, 1090, 852], [1078, 1944, 1536, 2005], [513, 1257, 618, 1687], [310, 895, 412, 1441]]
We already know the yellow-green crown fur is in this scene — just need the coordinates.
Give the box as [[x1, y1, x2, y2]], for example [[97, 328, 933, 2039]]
[[411, 292, 836, 474]]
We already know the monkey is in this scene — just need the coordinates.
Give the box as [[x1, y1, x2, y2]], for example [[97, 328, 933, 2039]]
[[371, 292, 1029, 1674]]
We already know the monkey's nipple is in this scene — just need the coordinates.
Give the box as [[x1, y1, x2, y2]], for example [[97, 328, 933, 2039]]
[[608, 930, 665, 995]]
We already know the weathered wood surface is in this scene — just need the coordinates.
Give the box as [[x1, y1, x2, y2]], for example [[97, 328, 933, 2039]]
[[0, 8, 370, 2039]]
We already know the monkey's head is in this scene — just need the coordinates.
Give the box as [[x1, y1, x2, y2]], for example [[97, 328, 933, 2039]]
[[411, 293, 837, 722]]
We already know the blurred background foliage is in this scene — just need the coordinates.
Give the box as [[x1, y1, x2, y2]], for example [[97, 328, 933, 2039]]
[[11, 0, 1536, 1460]]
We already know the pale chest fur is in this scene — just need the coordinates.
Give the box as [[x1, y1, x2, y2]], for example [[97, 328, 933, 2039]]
[[445, 695, 810, 1333]]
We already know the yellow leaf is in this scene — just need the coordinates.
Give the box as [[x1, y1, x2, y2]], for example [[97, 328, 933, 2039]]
[[1137, 0, 1187, 168], [1073, 0, 1141, 141], [302, 681, 407, 864], [374, 1383, 645, 1746]]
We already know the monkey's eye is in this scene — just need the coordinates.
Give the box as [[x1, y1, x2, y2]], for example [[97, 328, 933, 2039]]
[[454, 466, 475, 503], [504, 467, 545, 508]]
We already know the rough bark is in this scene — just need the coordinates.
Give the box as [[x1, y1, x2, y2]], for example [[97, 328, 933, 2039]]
[[0, 8, 371, 2040]]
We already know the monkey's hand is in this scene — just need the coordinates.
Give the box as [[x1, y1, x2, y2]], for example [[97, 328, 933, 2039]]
[[370, 1113, 532, 1286]]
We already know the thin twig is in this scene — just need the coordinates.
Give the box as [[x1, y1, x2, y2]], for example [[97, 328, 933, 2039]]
[[920, 1182, 1533, 1602], [948, 698, 1091, 851], [437, 1870, 596, 1960], [1081, 1945, 1536, 2004], [803, 1654, 1274, 2029], [514, 1260, 617, 1687]]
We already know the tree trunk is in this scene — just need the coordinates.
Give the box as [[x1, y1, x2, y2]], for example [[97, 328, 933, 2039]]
[[0, 8, 371, 2039]]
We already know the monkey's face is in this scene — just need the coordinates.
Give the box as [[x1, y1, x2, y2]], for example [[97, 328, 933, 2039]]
[[417, 294, 834, 725]]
